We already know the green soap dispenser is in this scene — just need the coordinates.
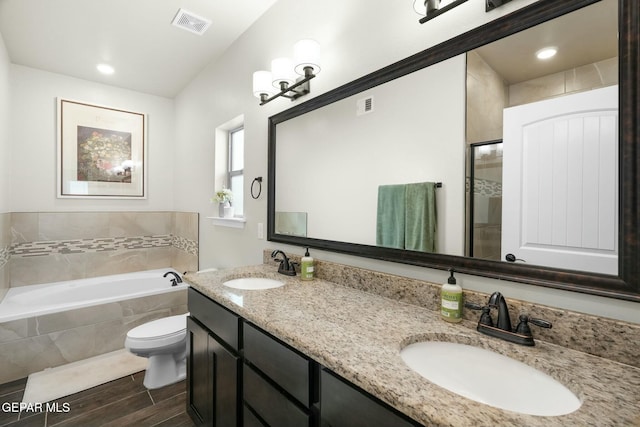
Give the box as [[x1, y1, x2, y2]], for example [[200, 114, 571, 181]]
[[441, 268, 463, 323], [300, 247, 315, 281]]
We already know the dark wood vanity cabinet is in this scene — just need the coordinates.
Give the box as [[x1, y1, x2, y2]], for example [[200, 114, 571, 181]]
[[320, 369, 418, 427], [242, 323, 318, 427], [187, 288, 421, 427], [187, 288, 241, 426]]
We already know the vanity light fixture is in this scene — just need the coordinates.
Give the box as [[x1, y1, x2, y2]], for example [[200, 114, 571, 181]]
[[486, 0, 513, 12], [536, 47, 558, 60], [252, 39, 321, 106], [414, 0, 469, 24], [96, 63, 115, 75]]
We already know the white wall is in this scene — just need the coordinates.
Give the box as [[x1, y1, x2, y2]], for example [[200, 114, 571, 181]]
[[174, 0, 529, 266], [0, 32, 10, 213], [276, 56, 466, 254], [169, 0, 633, 324], [9, 65, 175, 212]]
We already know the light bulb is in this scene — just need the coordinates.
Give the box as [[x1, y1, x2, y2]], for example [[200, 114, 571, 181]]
[[253, 71, 273, 98], [294, 39, 321, 76], [271, 57, 295, 89]]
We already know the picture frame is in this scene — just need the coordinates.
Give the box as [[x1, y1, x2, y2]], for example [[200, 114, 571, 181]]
[[57, 98, 147, 198]]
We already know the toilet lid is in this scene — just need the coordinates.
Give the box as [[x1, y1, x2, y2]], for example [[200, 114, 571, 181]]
[[128, 313, 188, 340]]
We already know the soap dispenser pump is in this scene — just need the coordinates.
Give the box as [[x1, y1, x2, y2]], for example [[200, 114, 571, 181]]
[[441, 268, 463, 323], [300, 247, 315, 281]]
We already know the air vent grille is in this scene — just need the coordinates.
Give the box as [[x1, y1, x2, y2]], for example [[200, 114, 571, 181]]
[[171, 8, 212, 35], [356, 96, 374, 116]]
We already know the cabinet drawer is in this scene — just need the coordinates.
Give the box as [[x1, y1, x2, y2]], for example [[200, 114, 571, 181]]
[[188, 287, 240, 351], [320, 369, 416, 427], [243, 323, 312, 406], [243, 405, 266, 427], [244, 365, 312, 427]]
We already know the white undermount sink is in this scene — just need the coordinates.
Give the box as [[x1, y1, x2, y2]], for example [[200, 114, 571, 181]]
[[400, 341, 582, 416], [223, 277, 284, 290]]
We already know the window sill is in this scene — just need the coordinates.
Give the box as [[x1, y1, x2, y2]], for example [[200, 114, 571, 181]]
[[207, 216, 246, 229]]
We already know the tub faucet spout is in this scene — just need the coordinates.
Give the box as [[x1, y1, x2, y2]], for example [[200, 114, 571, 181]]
[[163, 271, 183, 286]]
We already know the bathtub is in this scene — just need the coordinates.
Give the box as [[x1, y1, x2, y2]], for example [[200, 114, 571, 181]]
[[0, 268, 190, 384], [0, 268, 189, 323]]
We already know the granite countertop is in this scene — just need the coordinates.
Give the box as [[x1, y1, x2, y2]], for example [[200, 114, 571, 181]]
[[185, 265, 640, 427]]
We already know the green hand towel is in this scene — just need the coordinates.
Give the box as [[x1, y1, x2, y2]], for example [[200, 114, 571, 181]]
[[405, 182, 437, 252], [376, 184, 406, 249]]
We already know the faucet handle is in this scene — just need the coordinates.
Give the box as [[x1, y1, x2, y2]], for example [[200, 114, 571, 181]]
[[464, 302, 494, 327], [515, 315, 552, 336], [464, 302, 484, 310], [528, 317, 552, 329]]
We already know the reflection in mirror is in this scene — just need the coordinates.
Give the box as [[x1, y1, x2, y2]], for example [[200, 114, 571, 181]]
[[465, 0, 618, 275], [275, 55, 466, 255], [268, 0, 639, 299], [275, 212, 308, 237], [468, 141, 503, 261]]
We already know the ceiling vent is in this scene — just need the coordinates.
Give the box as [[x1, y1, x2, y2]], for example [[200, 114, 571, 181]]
[[171, 8, 212, 35]]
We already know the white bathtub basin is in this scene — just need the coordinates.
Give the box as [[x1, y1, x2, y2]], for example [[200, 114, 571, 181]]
[[223, 277, 284, 290], [400, 341, 581, 416]]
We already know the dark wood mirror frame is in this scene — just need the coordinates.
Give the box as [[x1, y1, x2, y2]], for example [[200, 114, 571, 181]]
[[268, 0, 640, 302]]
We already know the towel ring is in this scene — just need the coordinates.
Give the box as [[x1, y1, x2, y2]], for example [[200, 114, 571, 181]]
[[251, 177, 263, 199]]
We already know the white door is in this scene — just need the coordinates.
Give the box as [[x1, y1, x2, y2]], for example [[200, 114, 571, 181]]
[[501, 85, 618, 275]]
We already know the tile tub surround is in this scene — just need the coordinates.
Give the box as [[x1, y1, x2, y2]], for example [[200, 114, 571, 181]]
[[263, 250, 640, 369], [0, 212, 9, 300], [8, 211, 198, 287], [0, 288, 187, 385], [186, 265, 640, 426]]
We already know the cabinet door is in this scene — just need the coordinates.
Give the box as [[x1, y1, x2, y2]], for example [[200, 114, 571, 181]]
[[187, 317, 213, 426], [187, 317, 240, 427], [320, 369, 416, 427], [210, 332, 240, 426]]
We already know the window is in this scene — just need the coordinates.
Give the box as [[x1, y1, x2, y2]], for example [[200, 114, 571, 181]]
[[228, 127, 244, 216], [214, 115, 245, 218]]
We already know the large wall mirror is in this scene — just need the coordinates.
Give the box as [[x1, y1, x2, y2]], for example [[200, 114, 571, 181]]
[[268, 0, 640, 301]]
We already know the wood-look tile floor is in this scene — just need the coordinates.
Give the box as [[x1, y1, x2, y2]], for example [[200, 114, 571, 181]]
[[0, 371, 195, 427]]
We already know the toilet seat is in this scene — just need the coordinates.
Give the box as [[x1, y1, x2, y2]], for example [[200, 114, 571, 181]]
[[125, 314, 188, 350], [128, 314, 187, 340]]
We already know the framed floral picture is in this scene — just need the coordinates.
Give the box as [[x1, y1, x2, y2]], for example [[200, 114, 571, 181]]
[[57, 98, 147, 198]]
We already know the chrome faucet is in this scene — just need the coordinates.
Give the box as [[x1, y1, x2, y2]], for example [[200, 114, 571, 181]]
[[163, 271, 183, 286], [271, 250, 297, 276], [488, 291, 512, 332]]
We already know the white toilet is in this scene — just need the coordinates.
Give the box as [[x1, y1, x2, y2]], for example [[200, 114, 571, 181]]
[[125, 313, 189, 389]]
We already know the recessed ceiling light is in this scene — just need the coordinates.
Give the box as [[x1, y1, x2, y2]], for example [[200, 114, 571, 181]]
[[96, 63, 115, 75], [536, 47, 558, 60]]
